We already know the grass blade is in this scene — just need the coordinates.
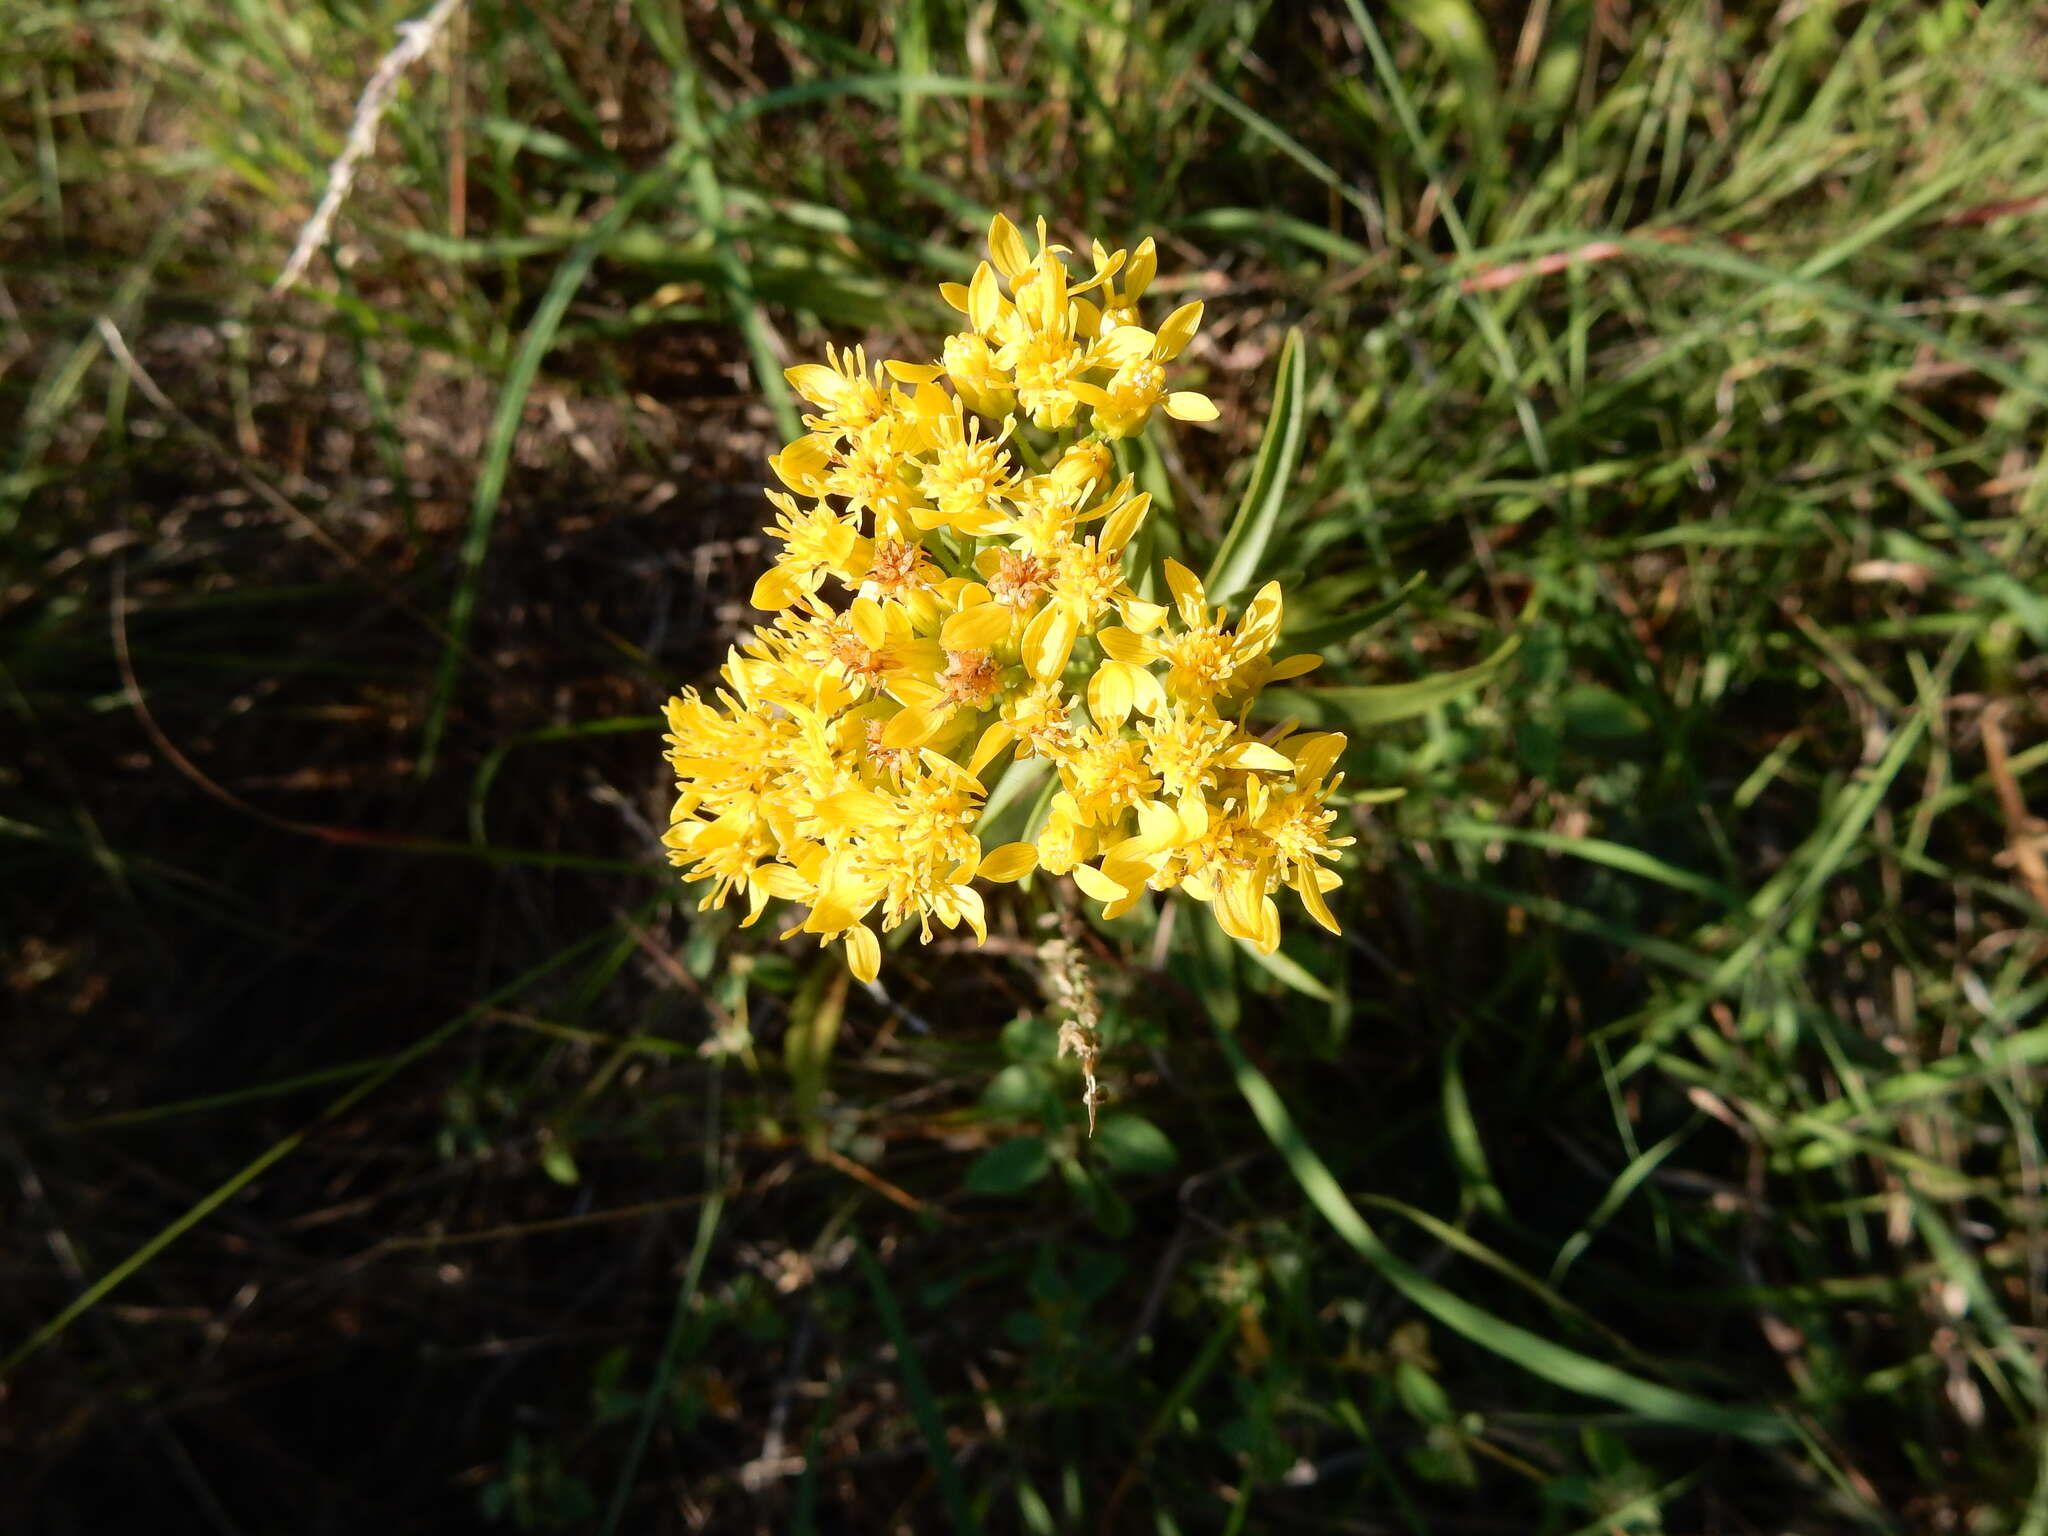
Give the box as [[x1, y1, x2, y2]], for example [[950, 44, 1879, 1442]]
[[854, 1240, 976, 1532], [419, 149, 696, 776], [1213, 1022, 1789, 1441], [2, 918, 627, 1376], [600, 1059, 726, 1536], [1204, 326, 1307, 605], [1259, 635, 1521, 729]]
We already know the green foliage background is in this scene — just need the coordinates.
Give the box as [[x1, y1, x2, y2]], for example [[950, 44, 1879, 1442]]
[[5, 0, 2046, 1530]]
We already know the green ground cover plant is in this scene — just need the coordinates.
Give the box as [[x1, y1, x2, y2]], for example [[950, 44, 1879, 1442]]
[[4, 1, 2045, 1530]]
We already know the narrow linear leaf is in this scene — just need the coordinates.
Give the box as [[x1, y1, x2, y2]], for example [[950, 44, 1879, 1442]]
[[854, 1242, 976, 1533], [1205, 326, 1308, 604], [1213, 1024, 1790, 1441], [1283, 571, 1426, 653], [787, 958, 850, 1154], [421, 148, 696, 776], [1260, 635, 1521, 729], [1236, 936, 1334, 1001], [3, 917, 631, 1376]]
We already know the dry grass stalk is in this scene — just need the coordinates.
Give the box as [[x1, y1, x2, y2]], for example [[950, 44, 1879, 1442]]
[[270, 0, 467, 298]]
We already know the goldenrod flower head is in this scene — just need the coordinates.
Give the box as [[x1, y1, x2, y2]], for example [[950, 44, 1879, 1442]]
[[662, 214, 1368, 977]]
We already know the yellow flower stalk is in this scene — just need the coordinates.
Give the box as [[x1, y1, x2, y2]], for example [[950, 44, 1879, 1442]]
[[661, 214, 1362, 981]]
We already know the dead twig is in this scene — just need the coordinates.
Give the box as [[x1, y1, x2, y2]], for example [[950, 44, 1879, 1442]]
[[271, 0, 467, 298]]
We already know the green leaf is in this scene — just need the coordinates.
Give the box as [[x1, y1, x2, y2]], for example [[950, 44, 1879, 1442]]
[[1557, 683, 1652, 743], [1001, 1013, 1059, 1062], [1237, 936, 1335, 1001], [539, 1132, 580, 1186], [979, 1063, 1050, 1117], [785, 957, 850, 1155], [965, 1135, 1051, 1195], [1395, 1360, 1455, 1426], [1259, 636, 1522, 729], [1204, 326, 1309, 604], [1283, 571, 1426, 653], [1092, 1113, 1178, 1177]]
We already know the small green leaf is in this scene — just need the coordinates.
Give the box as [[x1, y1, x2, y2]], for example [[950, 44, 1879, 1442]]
[[1001, 1013, 1059, 1062], [1204, 327, 1309, 604], [965, 1136, 1050, 1195], [980, 1063, 1050, 1117], [1092, 1113, 1179, 1177], [1259, 635, 1521, 729], [1514, 717, 1561, 779], [1557, 683, 1652, 742], [539, 1132, 580, 1186], [1395, 1360, 1455, 1426]]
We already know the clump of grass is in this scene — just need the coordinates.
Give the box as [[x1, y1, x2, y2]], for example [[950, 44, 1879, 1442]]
[[3, 2, 2044, 1532]]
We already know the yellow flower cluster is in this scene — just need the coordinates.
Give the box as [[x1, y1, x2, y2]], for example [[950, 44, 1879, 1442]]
[[661, 216, 1353, 981]]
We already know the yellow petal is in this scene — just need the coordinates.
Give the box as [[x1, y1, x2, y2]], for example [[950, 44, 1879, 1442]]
[[1164, 391, 1218, 423], [784, 365, 844, 405], [1127, 665, 1166, 718], [1265, 653, 1322, 681], [1126, 237, 1157, 296], [969, 261, 1003, 333], [1095, 626, 1149, 664], [1155, 300, 1204, 360], [1071, 862, 1128, 903], [750, 564, 802, 611], [1098, 492, 1150, 555], [844, 923, 881, 982], [1288, 733, 1347, 784], [890, 639, 947, 679], [1239, 582, 1285, 649], [977, 841, 1039, 883], [1022, 603, 1079, 682], [952, 884, 988, 942], [741, 879, 773, 927], [1254, 895, 1282, 953], [815, 789, 892, 830], [758, 864, 811, 900], [1120, 598, 1168, 634], [941, 601, 1010, 652], [806, 873, 879, 934], [966, 722, 1016, 778], [769, 434, 832, 491], [885, 360, 944, 382], [939, 281, 971, 313], [1094, 324, 1155, 365], [1163, 559, 1207, 628], [1296, 870, 1342, 935], [988, 214, 1029, 279], [881, 705, 945, 749], [849, 598, 886, 651], [1087, 661, 1134, 729], [1133, 796, 1183, 849], [1219, 740, 1295, 773]]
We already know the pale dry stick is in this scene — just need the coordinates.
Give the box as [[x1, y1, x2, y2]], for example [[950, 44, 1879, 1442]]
[[271, 0, 467, 299]]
